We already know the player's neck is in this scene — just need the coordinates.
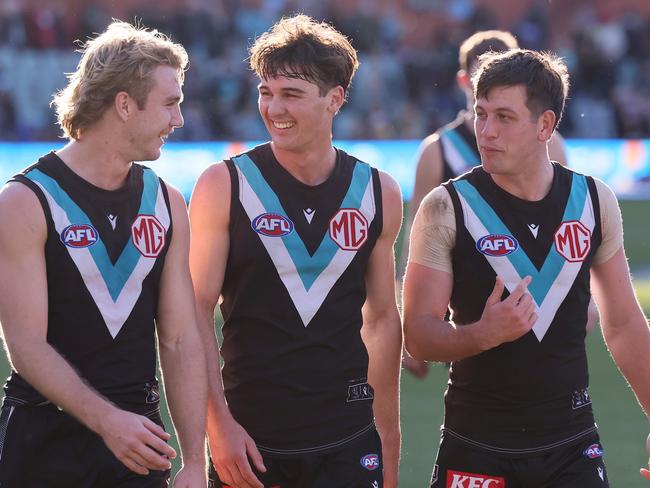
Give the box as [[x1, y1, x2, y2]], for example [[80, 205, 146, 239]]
[[270, 142, 337, 186], [491, 159, 554, 202], [55, 135, 132, 191]]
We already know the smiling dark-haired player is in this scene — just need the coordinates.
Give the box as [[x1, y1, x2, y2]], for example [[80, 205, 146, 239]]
[[190, 13, 402, 488]]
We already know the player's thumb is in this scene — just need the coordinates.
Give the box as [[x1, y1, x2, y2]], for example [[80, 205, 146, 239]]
[[486, 276, 505, 306], [246, 437, 267, 473]]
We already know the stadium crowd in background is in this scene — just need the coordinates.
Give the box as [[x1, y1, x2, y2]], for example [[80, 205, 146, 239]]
[[0, 0, 649, 141]]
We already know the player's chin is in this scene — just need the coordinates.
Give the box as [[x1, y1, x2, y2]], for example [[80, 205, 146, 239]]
[[481, 159, 498, 174], [140, 145, 163, 162]]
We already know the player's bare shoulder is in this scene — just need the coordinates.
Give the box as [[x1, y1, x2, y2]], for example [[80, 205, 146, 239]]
[[417, 186, 455, 227], [0, 181, 47, 241], [189, 161, 232, 228]]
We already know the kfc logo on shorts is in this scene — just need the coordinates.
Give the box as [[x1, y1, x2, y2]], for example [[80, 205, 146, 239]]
[[476, 234, 518, 257], [583, 443, 604, 459], [131, 215, 166, 257], [446, 470, 505, 488], [329, 208, 368, 250], [61, 224, 98, 248], [554, 220, 591, 262], [360, 454, 380, 470], [252, 213, 294, 237]]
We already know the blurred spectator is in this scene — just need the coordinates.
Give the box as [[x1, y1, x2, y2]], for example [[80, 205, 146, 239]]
[[0, 0, 649, 141]]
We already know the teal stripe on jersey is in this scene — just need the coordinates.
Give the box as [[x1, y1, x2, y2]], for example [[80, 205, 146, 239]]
[[27, 168, 159, 301], [233, 154, 371, 290], [443, 128, 478, 167], [453, 173, 588, 305]]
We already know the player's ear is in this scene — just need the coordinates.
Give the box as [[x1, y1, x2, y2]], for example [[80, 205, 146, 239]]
[[328, 85, 345, 115], [114, 91, 134, 122], [538, 109, 556, 142]]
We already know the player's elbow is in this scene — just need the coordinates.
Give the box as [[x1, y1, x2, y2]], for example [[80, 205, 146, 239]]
[[403, 317, 426, 360]]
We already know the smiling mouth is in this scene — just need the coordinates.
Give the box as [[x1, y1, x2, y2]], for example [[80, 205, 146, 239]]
[[273, 121, 295, 129]]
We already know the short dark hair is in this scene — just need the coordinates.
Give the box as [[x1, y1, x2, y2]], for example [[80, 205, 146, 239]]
[[249, 14, 359, 97], [458, 30, 518, 73], [472, 49, 569, 130]]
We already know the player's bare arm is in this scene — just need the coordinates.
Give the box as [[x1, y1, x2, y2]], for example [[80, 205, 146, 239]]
[[189, 162, 265, 488], [0, 182, 175, 476], [361, 171, 403, 488], [403, 188, 536, 362], [156, 184, 208, 487], [591, 248, 650, 455]]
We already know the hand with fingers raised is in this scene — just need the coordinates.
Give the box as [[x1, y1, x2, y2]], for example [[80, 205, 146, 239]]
[[476, 276, 537, 351]]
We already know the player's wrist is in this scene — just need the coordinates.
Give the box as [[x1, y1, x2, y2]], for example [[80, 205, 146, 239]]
[[468, 319, 497, 352], [82, 400, 121, 436]]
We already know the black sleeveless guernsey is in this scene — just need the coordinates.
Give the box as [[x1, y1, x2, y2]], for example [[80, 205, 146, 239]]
[[443, 163, 602, 452], [3, 153, 172, 415], [437, 111, 480, 183], [220, 143, 383, 455]]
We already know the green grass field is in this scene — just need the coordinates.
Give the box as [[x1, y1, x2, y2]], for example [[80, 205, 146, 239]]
[[0, 199, 648, 485]]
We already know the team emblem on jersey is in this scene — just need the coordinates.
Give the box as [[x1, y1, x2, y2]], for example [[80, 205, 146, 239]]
[[360, 454, 380, 470], [583, 443, 604, 459], [131, 214, 166, 257], [476, 234, 518, 257], [60, 224, 98, 248], [329, 208, 368, 251], [252, 212, 294, 237], [554, 220, 591, 262], [446, 470, 505, 488]]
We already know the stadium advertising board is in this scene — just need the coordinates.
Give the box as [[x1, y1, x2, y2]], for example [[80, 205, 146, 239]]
[[1, 140, 649, 200]]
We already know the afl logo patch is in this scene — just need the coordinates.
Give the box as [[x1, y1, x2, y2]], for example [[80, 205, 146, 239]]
[[252, 213, 294, 237], [360, 453, 380, 470], [583, 443, 603, 459], [61, 224, 98, 248], [476, 234, 518, 256], [131, 215, 166, 257]]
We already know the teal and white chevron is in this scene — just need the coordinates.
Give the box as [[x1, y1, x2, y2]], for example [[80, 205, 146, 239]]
[[453, 174, 594, 341], [27, 168, 169, 338], [440, 128, 479, 175], [233, 154, 375, 327]]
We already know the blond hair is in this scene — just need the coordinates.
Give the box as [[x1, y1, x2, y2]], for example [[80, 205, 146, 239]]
[[52, 20, 188, 140]]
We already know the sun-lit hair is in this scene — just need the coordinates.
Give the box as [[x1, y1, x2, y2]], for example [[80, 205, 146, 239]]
[[473, 49, 570, 131], [459, 30, 518, 73], [249, 14, 359, 97], [52, 20, 188, 140]]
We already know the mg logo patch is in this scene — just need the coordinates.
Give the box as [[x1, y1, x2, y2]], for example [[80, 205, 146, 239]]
[[476, 234, 518, 257], [252, 213, 294, 237], [446, 470, 505, 488], [554, 220, 591, 262], [329, 208, 368, 250], [131, 215, 165, 257], [360, 454, 380, 470], [61, 224, 98, 248]]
